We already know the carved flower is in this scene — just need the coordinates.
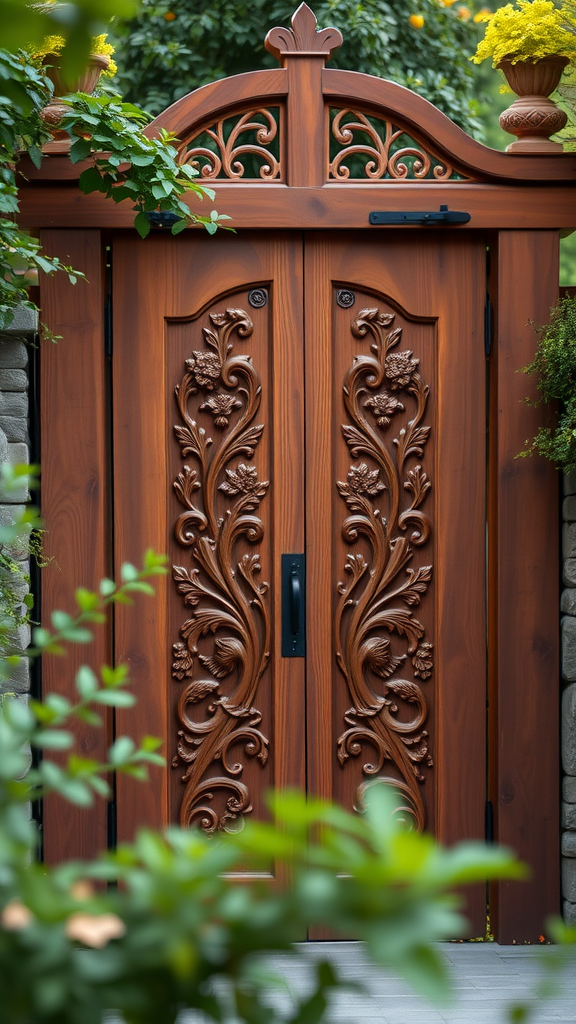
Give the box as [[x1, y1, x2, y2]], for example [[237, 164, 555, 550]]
[[200, 391, 242, 428], [362, 637, 406, 679], [385, 350, 419, 390], [200, 636, 244, 679], [347, 462, 385, 496], [220, 462, 268, 499], [365, 390, 405, 427], [65, 912, 126, 948], [412, 641, 433, 680], [172, 640, 194, 681], [185, 350, 221, 391]]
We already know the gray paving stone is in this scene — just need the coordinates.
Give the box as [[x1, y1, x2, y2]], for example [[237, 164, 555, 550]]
[[562, 802, 576, 829], [0, 416, 28, 443], [0, 391, 27, 418], [561, 856, 576, 901], [562, 683, 576, 775], [0, 305, 37, 335], [562, 618, 576, 679], [562, 831, 576, 856], [564, 899, 576, 926], [0, 339, 28, 368], [561, 588, 576, 615], [563, 495, 576, 521], [563, 558, 576, 587], [0, 368, 27, 392], [564, 469, 576, 495], [564, 775, 576, 802]]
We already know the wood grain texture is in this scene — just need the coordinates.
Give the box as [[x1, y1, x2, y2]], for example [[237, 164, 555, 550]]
[[112, 232, 305, 850], [305, 232, 486, 934], [18, 183, 576, 232], [39, 229, 109, 862], [322, 69, 576, 182], [489, 231, 560, 943]]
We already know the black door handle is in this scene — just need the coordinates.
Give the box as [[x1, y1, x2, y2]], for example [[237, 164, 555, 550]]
[[281, 554, 305, 657], [290, 574, 301, 636]]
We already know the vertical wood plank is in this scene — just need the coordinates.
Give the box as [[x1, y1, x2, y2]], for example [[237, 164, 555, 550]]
[[286, 59, 325, 187], [39, 229, 109, 862], [490, 230, 560, 943]]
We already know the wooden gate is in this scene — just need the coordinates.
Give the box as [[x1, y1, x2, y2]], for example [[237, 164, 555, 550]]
[[24, 4, 576, 942]]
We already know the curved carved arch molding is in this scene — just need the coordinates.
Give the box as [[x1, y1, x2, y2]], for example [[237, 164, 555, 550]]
[[171, 305, 271, 832], [335, 303, 434, 831]]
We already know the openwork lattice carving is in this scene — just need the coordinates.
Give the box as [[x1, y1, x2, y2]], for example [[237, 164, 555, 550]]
[[172, 307, 270, 832], [336, 306, 434, 831], [178, 108, 281, 180], [329, 108, 468, 181]]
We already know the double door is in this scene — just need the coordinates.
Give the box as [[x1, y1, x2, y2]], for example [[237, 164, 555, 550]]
[[111, 229, 486, 926]]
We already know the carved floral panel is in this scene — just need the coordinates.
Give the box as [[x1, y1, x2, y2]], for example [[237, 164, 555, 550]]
[[328, 108, 470, 182], [178, 107, 282, 180], [335, 304, 434, 831], [171, 305, 271, 832]]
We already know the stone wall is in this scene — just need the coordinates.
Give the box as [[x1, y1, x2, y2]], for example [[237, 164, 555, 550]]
[[0, 305, 35, 702], [561, 470, 576, 926]]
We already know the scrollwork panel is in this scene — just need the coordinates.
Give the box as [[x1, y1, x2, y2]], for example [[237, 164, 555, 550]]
[[331, 290, 436, 831], [167, 295, 274, 832]]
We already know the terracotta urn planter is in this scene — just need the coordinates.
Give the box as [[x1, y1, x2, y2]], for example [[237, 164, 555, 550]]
[[498, 54, 569, 153], [40, 53, 110, 146]]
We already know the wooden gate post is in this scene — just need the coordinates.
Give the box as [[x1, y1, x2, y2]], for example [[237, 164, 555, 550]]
[[489, 230, 560, 943]]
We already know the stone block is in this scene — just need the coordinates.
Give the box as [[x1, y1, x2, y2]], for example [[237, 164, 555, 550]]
[[0, 305, 37, 335], [562, 857, 576, 902], [562, 832, 576, 856], [564, 523, 576, 558], [0, 505, 29, 560], [0, 392, 27, 418], [563, 899, 576, 927], [0, 655, 30, 693], [0, 426, 7, 465], [0, 368, 27, 392], [562, 683, 576, 775], [0, 339, 28, 368], [0, 416, 27, 443], [562, 619, 576, 680], [562, 802, 576, 829], [564, 559, 576, 587], [564, 776, 576, 803], [561, 589, 576, 615], [0, 444, 30, 503]]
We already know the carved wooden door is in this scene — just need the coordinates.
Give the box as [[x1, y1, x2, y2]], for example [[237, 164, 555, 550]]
[[112, 228, 486, 926]]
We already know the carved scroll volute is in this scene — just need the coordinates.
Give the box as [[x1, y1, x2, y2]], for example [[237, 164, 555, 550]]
[[171, 307, 271, 833], [335, 306, 434, 832], [265, 3, 343, 64]]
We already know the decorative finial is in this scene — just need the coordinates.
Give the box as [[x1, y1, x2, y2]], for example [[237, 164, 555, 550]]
[[265, 3, 343, 63]]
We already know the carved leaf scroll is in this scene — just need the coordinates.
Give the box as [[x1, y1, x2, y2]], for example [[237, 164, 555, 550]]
[[178, 108, 281, 180], [265, 2, 343, 61], [336, 306, 434, 832], [329, 108, 470, 182], [172, 307, 270, 832]]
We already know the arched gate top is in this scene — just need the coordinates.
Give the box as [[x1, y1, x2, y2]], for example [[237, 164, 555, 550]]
[[148, 3, 576, 186]]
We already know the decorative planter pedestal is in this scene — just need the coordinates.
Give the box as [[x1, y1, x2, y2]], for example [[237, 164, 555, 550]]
[[498, 55, 569, 153]]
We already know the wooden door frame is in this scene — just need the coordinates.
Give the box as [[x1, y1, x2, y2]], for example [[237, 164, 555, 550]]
[[29, 3, 569, 942]]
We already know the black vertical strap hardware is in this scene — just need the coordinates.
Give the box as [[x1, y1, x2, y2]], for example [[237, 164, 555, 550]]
[[281, 554, 305, 657], [485, 799, 494, 844], [485, 292, 493, 358], [104, 246, 113, 360]]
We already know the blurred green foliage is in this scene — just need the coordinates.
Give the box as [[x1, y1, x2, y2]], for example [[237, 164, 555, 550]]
[[107, 0, 487, 136]]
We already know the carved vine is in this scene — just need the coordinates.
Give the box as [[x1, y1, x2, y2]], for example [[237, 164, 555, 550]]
[[336, 306, 434, 831], [329, 108, 467, 181], [172, 307, 270, 832], [178, 109, 281, 180]]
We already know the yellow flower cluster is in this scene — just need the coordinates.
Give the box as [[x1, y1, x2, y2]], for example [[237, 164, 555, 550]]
[[471, 0, 576, 66], [30, 33, 117, 77]]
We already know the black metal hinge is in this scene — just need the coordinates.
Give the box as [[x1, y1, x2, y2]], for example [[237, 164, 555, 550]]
[[369, 205, 471, 227]]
